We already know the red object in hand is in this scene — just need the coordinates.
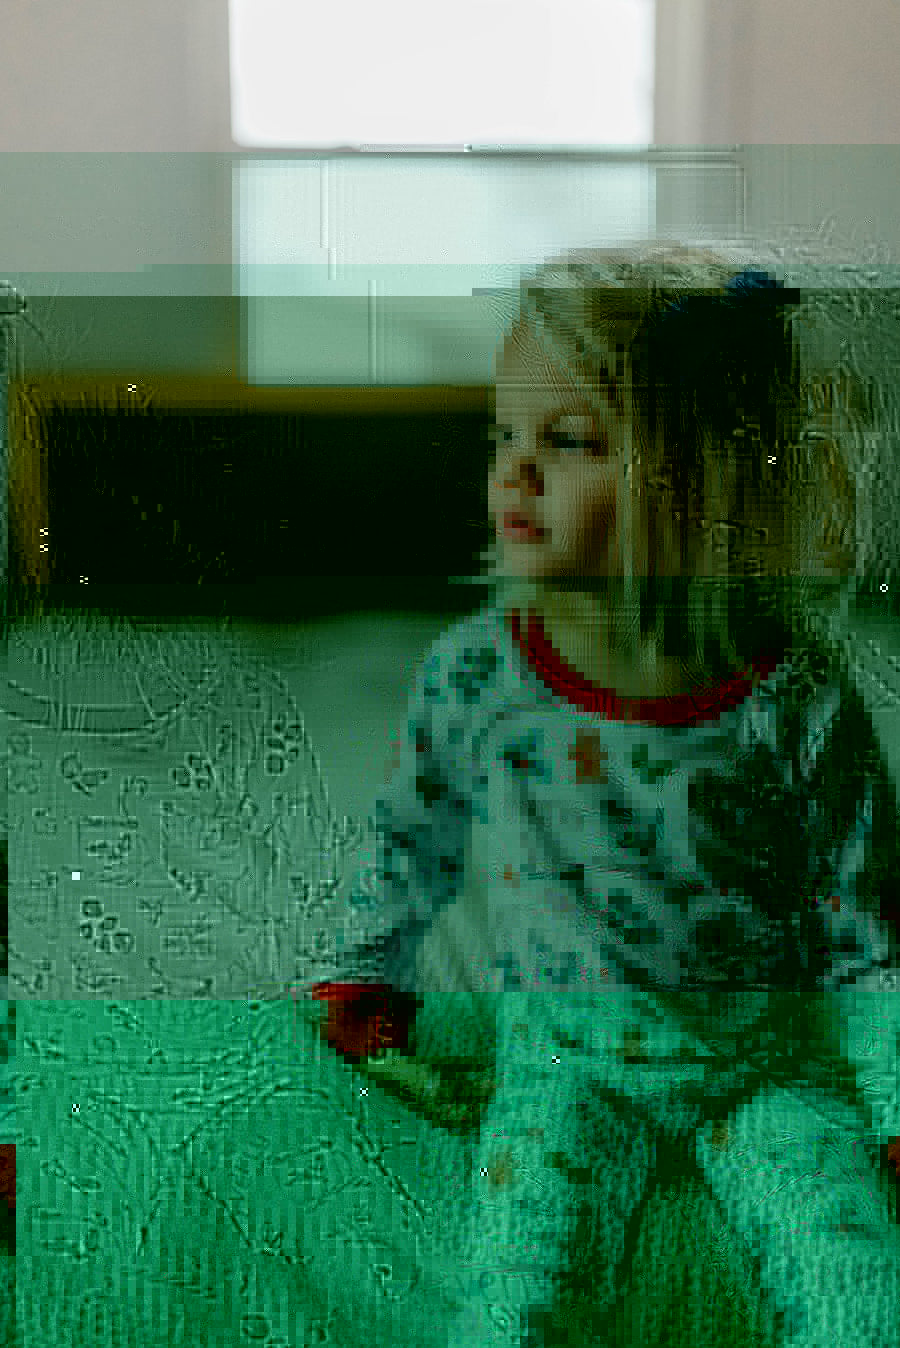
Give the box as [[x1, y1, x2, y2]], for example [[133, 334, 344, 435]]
[[309, 983, 415, 1062], [0, 1146, 14, 1213], [887, 1137, 900, 1179]]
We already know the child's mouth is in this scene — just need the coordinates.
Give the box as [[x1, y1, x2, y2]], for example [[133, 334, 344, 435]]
[[502, 512, 547, 542]]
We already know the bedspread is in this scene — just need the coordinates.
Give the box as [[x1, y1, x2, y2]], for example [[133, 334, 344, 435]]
[[16, 997, 485, 1347], [6, 613, 371, 1000], [16, 995, 784, 1348], [5, 614, 785, 1346]]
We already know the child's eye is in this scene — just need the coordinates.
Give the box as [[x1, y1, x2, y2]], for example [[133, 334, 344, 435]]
[[489, 424, 609, 456], [548, 431, 585, 451], [547, 430, 609, 456]]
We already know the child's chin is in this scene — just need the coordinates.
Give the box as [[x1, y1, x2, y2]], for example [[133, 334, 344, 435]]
[[499, 551, 553, 578]]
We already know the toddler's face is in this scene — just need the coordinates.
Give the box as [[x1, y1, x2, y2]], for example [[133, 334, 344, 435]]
[[488, 320, 623, 581], [487, 317, 824, 587], [488, 319, 697, 584]]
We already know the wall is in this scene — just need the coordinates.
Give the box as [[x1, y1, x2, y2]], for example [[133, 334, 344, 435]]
[[1, 0, 898, 378], [1, 0, 233, 153], [6, 0, 900, 154], [654, 0, 900, 145]]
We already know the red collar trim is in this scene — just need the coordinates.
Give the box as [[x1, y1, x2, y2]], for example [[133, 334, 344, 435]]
[[506, 607, 785, 726]]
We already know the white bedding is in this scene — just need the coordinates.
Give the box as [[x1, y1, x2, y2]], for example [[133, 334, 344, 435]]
[[5, 613, 383, 1000]]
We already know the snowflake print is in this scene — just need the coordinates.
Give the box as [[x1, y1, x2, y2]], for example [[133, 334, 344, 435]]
[[569, 731, 610, 785], [501, 730, 549, 781], [448, 644, 500, 707]]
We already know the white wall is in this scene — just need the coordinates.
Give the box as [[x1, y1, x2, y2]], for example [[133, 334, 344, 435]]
[[5, 0, 899, 152], [1, 0, 233, 152], [742, 144, 900, 263], [654, 0, 900, 144]]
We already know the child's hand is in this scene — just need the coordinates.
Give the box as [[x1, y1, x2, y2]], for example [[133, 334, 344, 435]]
[[0, 1146, 13, 1213], [887, 1137, 900, 1178], [308, 983, 416, 1063]]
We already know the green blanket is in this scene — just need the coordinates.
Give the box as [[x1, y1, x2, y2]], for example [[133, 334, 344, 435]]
[[16, 997, 780, 1347]]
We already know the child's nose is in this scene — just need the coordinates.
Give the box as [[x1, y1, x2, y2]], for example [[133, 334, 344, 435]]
[[496, 461, 543, 496]]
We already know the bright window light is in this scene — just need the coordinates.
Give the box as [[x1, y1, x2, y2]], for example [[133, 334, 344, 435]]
[[229, 0, 656, 148], [236, 156, 658, 384]]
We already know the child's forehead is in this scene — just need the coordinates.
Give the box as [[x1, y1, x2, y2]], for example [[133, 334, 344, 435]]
[[496, 320, 622, 414], [503, 314, 618, 362]]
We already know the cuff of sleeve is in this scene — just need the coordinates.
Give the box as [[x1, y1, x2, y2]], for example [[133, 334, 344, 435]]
[[309, 982, 418, 1058]]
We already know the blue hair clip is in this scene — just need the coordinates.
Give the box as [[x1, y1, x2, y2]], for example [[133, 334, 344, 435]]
[[649, 268, 799, 390], [660, 269, 794, 324], [657, 267, 798, 329]]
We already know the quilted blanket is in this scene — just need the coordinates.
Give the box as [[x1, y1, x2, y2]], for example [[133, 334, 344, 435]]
[[16, 994, 783, 1348]]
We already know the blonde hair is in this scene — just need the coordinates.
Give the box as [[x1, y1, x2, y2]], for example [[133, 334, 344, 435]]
[[461, 233, 900, 687]]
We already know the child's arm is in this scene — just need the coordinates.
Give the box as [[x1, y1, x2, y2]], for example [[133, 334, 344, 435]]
[[797, 672, 900, 1212], [804, 670, 900, 980], [355, 1051, 495, 1133], [292, 631, 472, 1030]]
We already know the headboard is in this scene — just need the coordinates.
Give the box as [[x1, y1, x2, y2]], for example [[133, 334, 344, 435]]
[[6, 373, 491, 621], [1, 281, 25, 619]]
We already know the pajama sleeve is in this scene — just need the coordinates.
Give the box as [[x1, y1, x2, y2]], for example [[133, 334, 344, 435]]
[[799, 674, 900, 984], [293, 634, 472, 1002], [800, 677, 900, 1168]]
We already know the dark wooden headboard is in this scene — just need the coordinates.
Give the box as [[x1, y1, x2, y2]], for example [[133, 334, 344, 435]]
[[8, 376, 493, 618]]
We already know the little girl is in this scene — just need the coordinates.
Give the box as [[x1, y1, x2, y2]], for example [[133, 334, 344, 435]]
[[303, 240, 900, 1346]]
